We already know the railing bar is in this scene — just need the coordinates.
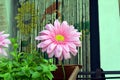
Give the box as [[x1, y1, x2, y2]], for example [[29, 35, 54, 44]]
[[104, 71, 120, 74], [78, 71, 120, 75], [77, 77, 120, 79], [78, 72, 95, 75]]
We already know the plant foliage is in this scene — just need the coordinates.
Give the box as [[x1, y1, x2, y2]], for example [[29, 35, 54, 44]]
[[0, 38, 57, 80]]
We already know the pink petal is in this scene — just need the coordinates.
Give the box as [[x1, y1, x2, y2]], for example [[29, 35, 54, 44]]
[[3, 39, 11, 44], [70, 48, 78, 56], [62, 45, 71, 59], [63, 50, 71, 59], [73, 41, 82, 47], [61, 21, 68, 26], [0, 48, 7, 56], [61, 21, 69, 33], [70, 25, 75, 29], [39, 30, 50, 35], [0, 39, 11, 47], [0, 31, 4, 35], [68, 42, 76, 50], [2, 34, 10, 38], [73, 32, 82, 37], [0, 34, 10, 43], [37, 39, 52, 48], [61, 21, 69, 29], [42, 47, 47, 52], [62, 44, 69, 52], [54, 20, 61, 34], [35, 36, 40, 40], [54, 20, 60, 28], [58, 55, 63, 60], [2, 44, 9, 47], [35, 35, 50, 40], [69, 29, 77, 34], [68, 43, 78, 56], [2, 49, 7, 56], [68, 37, 80, 42], [47, 43, 57, 54], [77, 32, 82, 36], [37, 43, 41, 48], [54, 45, 62, 58], [45, 24, 54, 31], [48, 52, 54, 58]]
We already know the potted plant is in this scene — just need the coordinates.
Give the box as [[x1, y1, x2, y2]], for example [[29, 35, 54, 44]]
[[35, 20, 82, 80], [0, 32, 57, 80], [52, 64, 82, 80]]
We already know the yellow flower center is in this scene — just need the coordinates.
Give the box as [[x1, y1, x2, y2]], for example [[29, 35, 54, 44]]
[[55, 34, 64, 42]]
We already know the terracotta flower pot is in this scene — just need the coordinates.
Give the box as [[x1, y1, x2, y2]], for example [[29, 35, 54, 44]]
[[52, 65, 82, 80]]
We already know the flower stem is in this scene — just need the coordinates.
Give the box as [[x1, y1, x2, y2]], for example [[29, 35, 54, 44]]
[[61, 61, 66, 80]]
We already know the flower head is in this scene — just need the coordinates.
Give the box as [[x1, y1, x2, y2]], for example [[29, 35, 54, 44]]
[[0, 31, 11, 56], [36, 20, 82, 60]]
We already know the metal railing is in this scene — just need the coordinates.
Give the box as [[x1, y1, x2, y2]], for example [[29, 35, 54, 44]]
[[77, 68, 120, 80]]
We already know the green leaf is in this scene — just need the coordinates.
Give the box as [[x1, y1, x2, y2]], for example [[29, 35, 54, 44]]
[[10, 52, 17, 59], [32, 72, 41, 78], [12, 61, 20, 67], [0, 39, 57, 80], [8, 61, 13, 70], [13, 43, 19, 49], [17, 52, 24, 59], [34, 66, 42, 71], [45, 72, 54, 80], [40, 58, 48, 63], [4, 73, 13, 80], [21, 66, 31, 77], [15, 71, 24, 76], [40, 64, 49, 72], [0, 74, 4, 77], [10, 38, 17, 44], [48, 59, 53, 63], [0, 62, 7, 68], [49, 64, 57, 71]]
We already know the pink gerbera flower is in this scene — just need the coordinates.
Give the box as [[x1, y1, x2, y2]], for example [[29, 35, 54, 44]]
[[0, 31, 11, 56], [36, 20, 82, 60]]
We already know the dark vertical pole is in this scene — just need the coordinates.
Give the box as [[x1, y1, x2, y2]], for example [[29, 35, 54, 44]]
[[90, 0, 100, 72], [56, 0, 58, 19], [56, 0, 58, 64]]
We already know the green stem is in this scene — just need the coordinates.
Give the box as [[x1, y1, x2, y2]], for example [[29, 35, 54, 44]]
[[61, 61, 66, 80]]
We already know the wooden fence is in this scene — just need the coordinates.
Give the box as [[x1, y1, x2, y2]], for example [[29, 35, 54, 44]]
[[10, 0, 91, 73]]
